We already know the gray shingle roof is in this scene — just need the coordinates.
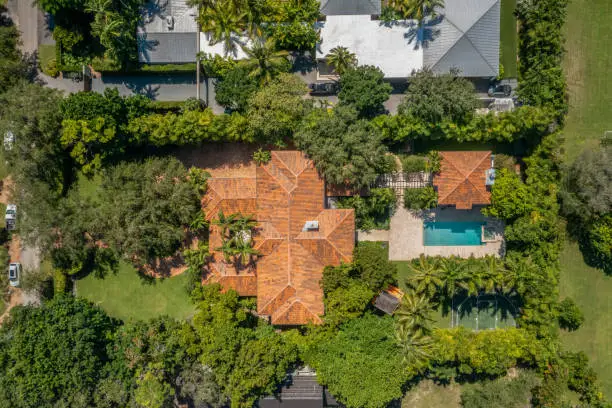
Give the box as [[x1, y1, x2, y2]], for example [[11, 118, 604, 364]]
[[137, 32, 197, 64], [423, 0, 500, 77], [320, 0, 381, 16]]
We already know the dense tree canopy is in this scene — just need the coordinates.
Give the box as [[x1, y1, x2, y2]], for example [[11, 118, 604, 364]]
[[304, 314, 408, 408], [338, 65, 392, 118], [189, 285, 298, 408], [398, 68, 478, 124], [294, 106, 393, 189], [560, 147, 612, 223], [215, 65, 258, 112], [0, 296, 119, 407], [246, 73, 309, 144], [92, 157, 200, 263]]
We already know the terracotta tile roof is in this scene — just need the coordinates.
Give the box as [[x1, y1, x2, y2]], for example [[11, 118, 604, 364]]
[[202, 151, 355, 325], [433, 151, 492, 210], [202, 177, 256, 220]]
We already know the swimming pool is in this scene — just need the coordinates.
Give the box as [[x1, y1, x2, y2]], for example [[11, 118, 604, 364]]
[[423, 221, 483, 246]]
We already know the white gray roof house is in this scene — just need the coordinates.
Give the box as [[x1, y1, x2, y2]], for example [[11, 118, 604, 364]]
[[317, 0, 501, 78], [137, 0, 198, 64], [423, 0, 500, 77]]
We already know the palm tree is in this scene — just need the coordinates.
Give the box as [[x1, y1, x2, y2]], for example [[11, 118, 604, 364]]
[[504, 256, 544, 296], [216, 238, 239, 263], [481, 255, 507, 292], [405, 255, 442, 298], [394, 324, 434, 368], [239, 37, 289, 85], [232, 234, 261, 265], [390, 0, 444, 22], [212, 210, 238, 238], [229, 214, 258, 237], [437, 256, 465, 300], [325, 46, 357, 75], [201, 0, 248, 57], [457, 257, 483, 297], [396, 292, 434, 334]]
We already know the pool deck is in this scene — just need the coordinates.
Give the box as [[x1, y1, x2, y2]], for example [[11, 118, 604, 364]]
[[388, 206, 504, 261]]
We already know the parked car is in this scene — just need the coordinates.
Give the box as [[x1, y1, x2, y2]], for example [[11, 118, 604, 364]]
[[8, 263, 20, 287], [488, 83, 512, 98], [5, 204, 16, 230], [3, 131, 14, 151], [308, 82, 338, 96]]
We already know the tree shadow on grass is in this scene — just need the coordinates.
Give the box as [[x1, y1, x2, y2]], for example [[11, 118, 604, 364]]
[[566, 217, 612, 275]]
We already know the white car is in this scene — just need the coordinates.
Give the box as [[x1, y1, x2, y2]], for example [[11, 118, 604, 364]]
[[5, 204, 15, 230], [8, 263, 20, 287]]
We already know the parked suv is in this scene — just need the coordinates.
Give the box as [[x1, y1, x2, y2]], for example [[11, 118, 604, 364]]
[[308, 82, 339, 96], [5, 204, 15, 230], [8, 263, 20, 287], [488, 83, 512, 98]]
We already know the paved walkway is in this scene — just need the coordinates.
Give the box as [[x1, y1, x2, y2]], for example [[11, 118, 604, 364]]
[[389, 205, 504, 261], [357, 229, 390, 242]]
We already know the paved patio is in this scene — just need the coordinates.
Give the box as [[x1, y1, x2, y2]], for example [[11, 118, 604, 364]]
[[388, 205, 504, 261]]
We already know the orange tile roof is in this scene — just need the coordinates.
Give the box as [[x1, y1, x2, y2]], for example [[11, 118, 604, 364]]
[[202, 151, 355, 325], [202, 178, 256, 221], [433, 151, 492, 210]]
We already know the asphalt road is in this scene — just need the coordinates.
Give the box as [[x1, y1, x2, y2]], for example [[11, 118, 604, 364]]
[[6, 0, 38, 54]]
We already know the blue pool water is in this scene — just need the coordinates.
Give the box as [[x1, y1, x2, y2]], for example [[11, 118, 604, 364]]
[[423, 222, 483, 246]]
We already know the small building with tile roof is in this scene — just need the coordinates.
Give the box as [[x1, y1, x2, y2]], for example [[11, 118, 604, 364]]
[[433, 151, 493, 210], [203, 151, 355, 326]]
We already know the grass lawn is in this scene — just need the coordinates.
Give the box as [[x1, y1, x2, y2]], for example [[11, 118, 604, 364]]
[[76, 260, 196, 322], [562, 0, 612, 161], [37, 44, 55, 70], [558, 0, 612, 397], [559, 242, 612, 397], [402, 380, 461, 408], [500, 0, 518, 78]]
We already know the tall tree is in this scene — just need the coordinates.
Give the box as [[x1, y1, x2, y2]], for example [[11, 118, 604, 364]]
[[294, 106, 393, 189], [338, 65, 392, 118], [389, 0, 444, 21], [201, 0, 248, 57], [303, 314, 408, 408], [246, 72, 309, 144], [0, 296, 121, 407], [395, 292, 434, 334], [398, 67, 478, 124], [239, 37, 289, 85], [326, 46, 357, 75], [405, 255, 442, 298]]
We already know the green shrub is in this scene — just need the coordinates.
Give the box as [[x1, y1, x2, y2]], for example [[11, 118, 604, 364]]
[[253, 148, 271, 165], [460, 370, 539, 408], [353, 241, 397, 292], [493, 153, 516, 172], [401, 155, 427, 173], [557, 298, 584, 331], [336, 188, 396, 230], [42, 58, 58, 77], [403, 186, 437, 210], [426, 150, 441, 173], [53, 269, 68, 296]]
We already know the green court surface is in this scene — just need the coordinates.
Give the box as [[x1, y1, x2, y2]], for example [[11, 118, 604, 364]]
[[452, 294, 517, 330]]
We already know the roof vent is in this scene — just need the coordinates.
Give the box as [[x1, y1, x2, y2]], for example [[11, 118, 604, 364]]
[[303, 220, 319, 231]]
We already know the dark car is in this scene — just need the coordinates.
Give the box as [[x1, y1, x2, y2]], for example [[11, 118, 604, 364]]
[[308, 82, 338, 96], [488, 83, 512, 98]]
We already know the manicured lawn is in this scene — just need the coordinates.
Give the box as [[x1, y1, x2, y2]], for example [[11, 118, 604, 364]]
[[559, 242, 612, 397], [558, 0, 612, 397], [37, 44, 55, 70], [562, 0, 612, 161], [500, 0, 518, 78], [76, 261, 196, 322]]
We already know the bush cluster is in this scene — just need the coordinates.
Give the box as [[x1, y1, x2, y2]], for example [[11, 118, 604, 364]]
[[336, 188, 397, 230]]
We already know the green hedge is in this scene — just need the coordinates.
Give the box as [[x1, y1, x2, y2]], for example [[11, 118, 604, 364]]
[[374, 106, 555, 144], [403, 187, 437, 210]]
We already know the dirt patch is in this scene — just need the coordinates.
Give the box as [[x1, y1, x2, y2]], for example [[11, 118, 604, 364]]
[[174, 143, 257, 179], [0, 176, 13, 206], [0, 288, 22, 325], [8, 235, 20, 263], [140, 234, 200, 278]]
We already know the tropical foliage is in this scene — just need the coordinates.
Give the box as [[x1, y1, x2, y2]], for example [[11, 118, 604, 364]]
[[294, 106, 393, 189], [336, 188, 397, 230], [326, 46, 357, 75], [338, 65, 392, 118], [403, 186, 437, 210]]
